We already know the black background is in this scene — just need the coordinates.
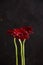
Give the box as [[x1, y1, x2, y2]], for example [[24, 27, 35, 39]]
[[0, 0, 43, 65]]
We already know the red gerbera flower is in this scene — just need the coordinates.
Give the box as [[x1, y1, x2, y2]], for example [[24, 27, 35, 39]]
[[7, 26, 33, 40]]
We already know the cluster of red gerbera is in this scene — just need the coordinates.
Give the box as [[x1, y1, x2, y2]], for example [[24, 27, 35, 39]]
[[7, 26, 33, 40]]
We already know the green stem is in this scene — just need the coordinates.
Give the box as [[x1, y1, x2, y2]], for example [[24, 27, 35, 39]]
[[14, 38, 18, 65], [19, 39, 23, 65], [19, 39, 26, 65], [23, 39, 26, 65]]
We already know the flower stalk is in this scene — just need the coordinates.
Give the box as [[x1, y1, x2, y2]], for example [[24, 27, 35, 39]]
[[19, 39, 26, 65], [14, 38, 26, 65], [14, 38, 18, 65], [19, 39, 23, 65], [23, 39, 26, 65]]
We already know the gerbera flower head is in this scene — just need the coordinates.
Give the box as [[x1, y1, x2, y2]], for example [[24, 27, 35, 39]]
[[7, 26, 33, 40]]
